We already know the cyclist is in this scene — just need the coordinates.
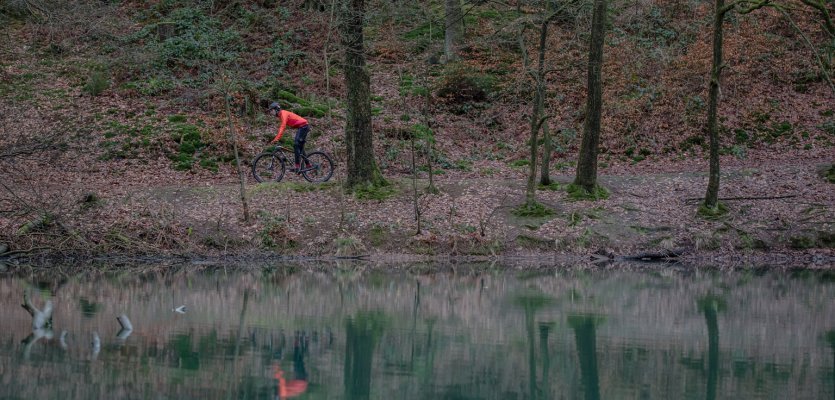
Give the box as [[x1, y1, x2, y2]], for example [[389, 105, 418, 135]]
[[268, 102, 310, 173]]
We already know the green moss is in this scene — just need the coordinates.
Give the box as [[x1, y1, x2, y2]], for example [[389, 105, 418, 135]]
[[273, 90, 330, 117], [294, 106, 326, 118], [510, 159, 530, 167], [286, 182, 335, 193], [369, 224, 386, 247], [437, 63, 495, 105], [198, 157, 218, 173], [789, 235, 816, 249], [538, 182, 566, 191], [566, 184, 610, 201], [512, 202, 553, 218], [353, 182, 397, 201], [168, 115, 188, 123], [179, 142, 196, 154], [403, 22, 444, 41], [826, 164, 835, 184], [515, 234, 553, 249], [698, 202, 729, 220], [277, 89, 306, 104]]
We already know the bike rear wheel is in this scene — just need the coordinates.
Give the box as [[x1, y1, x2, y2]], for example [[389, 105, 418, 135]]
[[301, 151, 334, 183], [252, 152, 286, 183]]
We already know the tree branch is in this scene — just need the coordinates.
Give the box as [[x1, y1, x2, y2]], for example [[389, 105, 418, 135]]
[[777, 6, 835, 94], [800, 0, 835, 36]]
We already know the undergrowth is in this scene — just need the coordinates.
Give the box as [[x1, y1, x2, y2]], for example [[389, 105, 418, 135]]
[[512, 202, 553, 218], [353, 182, 397, 201], [698, 202, 729, 220], [566, 184, 609, 201]]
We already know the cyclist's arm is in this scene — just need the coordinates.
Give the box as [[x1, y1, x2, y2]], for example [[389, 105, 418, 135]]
[[272, 112, 289, 143]]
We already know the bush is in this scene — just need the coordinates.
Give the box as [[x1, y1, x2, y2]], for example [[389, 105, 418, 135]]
[[436, 64, 495, 104], [84, 70, 110, 96], [129, 6, 241, 73]]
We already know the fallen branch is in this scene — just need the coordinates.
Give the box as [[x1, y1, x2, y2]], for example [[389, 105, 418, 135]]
[[117, 314, 133, 340], [684, 195, 797, 204], [22, 289, 53, 329], [619, 248, 686, 262]]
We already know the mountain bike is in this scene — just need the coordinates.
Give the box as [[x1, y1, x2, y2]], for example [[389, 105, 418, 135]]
[[251, 146, 334, 183]]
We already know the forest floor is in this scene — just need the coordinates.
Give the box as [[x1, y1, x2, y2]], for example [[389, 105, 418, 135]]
[[1, 144, 832, 268]]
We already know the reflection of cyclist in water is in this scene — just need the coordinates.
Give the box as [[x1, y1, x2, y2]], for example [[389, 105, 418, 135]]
[[274, 331, 309, 399]]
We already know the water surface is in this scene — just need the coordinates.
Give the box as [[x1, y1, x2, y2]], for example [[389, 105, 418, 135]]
[[1, 264, 833, 399]]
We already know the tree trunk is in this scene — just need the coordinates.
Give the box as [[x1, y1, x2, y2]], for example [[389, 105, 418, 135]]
[[224, 93, 250, 222], [524, 11, 552, 206], [704, 0, 725, 209], [422, 85, 437, 193], [574, 0, 607, 193], [444, 0, 464, 63], [411, 133, 421, 234], [540, 121, 553, 186], [342, 0, 383, 189]]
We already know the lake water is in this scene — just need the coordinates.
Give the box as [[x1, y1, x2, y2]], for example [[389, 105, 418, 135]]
[[1, 263, 833, 399]]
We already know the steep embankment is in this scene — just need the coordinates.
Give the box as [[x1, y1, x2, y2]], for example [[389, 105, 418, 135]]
[[0, 1, 832, 262]]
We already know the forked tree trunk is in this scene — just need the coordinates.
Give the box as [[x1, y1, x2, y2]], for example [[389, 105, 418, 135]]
[[524, 8, 552, 206], [574, 0, 607, 193]]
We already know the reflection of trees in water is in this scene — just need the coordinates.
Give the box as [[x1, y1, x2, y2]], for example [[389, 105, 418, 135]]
[[539, 322, 553, 398], [344, 311, 386, 400], [699, 295, 725, 400], [515, 291, 556, 400], [569, 314, 602, 400], [21, 288, 55, 360], [2, 268, 835, 399], [826, 330, 835, 400]]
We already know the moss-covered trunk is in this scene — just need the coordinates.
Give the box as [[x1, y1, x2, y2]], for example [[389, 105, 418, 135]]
[[574, 0, 606, 193], [540, 121, 552, 186], [704, 0, 725, 210], [444, 0, 463, 63], [342, 0, 383, 189]]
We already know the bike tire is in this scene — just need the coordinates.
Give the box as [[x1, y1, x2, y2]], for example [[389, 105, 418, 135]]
[[252, 152, 286, 183], [301, 151, 334, 183]]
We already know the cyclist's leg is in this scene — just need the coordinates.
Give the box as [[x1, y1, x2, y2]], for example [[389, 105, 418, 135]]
[[294, 125, 310, 169]]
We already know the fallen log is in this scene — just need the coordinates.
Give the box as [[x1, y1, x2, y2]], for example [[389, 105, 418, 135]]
[[619, 248, 686, 262]]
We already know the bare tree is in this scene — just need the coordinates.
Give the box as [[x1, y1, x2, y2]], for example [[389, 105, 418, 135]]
[[218, 75, 250, 222], [704, 0, 771, 211], [519, 4, 558, 207]]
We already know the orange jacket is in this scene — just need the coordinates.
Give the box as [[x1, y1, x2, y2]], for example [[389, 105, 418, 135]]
[[273, 110, 309, 142], [274, 365, 308, 398]]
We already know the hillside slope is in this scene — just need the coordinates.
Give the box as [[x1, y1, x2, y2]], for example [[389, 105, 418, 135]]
[[0, 0, 832, 261]]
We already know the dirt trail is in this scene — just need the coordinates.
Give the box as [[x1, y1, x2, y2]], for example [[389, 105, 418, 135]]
[[56, 156, 831, 261]]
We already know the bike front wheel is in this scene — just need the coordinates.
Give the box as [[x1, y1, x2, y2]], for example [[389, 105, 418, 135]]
[[301, 151, 334, 183], [252, 152, 286, 183]]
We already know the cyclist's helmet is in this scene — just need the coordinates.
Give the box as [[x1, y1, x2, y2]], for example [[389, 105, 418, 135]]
[[268, 102, 281, 113]]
